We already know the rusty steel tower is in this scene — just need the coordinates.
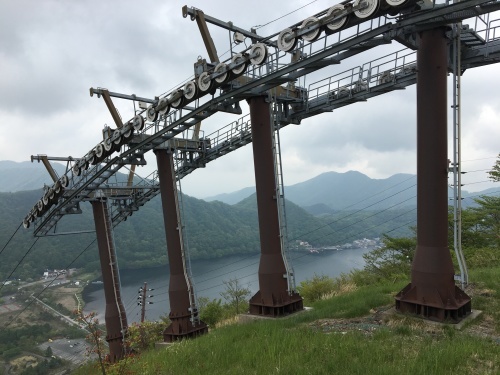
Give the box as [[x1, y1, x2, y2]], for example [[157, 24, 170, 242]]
[[395, 28, 471, 321], [20, 0, 500, 349]]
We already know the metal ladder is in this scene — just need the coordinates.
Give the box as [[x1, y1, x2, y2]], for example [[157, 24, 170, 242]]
[[451, 20, 469, 288], [172, 149, 199, 325], [270, 99, 296, 294]]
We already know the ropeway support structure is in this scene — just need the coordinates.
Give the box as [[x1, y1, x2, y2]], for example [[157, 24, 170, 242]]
[[155, 147, 208, 341], [394, 28, 471, 321], [247, 96, 303, 316], [91, 199, 128, 361], [20, 0, 500, 348]]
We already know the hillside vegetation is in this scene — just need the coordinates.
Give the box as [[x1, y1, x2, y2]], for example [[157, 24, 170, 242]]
[[74, 156, 500, 374], [0, 190, 413, 282], [74, 261, 500, 375]]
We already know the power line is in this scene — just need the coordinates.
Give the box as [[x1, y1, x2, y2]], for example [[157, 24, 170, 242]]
[[289, 183, 416, 242], [0, 222, 23, 258], [5, 239, 96, 328], [253, 0, 320, 29], [0, 238, 40, 294], [150, 177, 420, 293]]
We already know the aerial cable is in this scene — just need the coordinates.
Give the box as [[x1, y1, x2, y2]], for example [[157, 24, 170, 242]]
[[0, 238, 40, 294], [462, 189, 500, 201], [4, 238, 96, 328], [305, 195, 416, 244], [155, 213, 419, 298], [0, 222, 23, 257], [301, 206, 417, 253], [253, 0, 320, 30], [462, 156, 499, 162], [180, 177, 420, 285], [461, 180, 498, 186], [288, 183, 416, 242]]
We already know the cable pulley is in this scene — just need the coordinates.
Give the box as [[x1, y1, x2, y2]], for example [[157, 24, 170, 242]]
[[146, 105, 158, 122], [325, 5, 348, 31], [103, 139, 113, 152], [300, 17, 321, 42], [214, 63, 230, 84], [113, 129, 122, 145], [183, 81, 198, 101], [131, 115, 144, 131], [231, 53, 248, 75], [60, 175, 69, 188], [170, 90, 185, 109], [250, 43, 268, 66], [157, 97, 170, 115], [72, 163, 82, 177], [122, 126, 133, 141], [198, 71, 213, 93], [277, 28, 297, 52], [95, 143, 105, 159], [354, 0, 380, 18]]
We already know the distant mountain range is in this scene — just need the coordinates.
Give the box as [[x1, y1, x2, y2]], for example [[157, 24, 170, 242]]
[[0, 160, 67, 192], [2, 161, 498, 214], [0, 162, 419, 280], [204, 170, 500, 213]]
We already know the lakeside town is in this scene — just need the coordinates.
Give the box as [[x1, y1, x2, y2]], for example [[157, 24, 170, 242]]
[[293, 237, 382, 254]]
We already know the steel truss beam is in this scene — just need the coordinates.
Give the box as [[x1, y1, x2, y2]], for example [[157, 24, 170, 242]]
[[28, 0, 500, 237]]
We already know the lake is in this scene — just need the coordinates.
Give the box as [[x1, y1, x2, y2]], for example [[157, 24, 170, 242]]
[[83, 247, 372, 323]]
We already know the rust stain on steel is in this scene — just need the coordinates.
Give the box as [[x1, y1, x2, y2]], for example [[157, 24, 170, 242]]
[[91, 199, 128, 362], [395, 28, 471, 322], [155, 148, 208, 341], [247, 96, 303, 317]]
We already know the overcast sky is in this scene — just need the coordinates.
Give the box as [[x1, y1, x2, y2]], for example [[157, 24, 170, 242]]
[[1, 0, 499, 198]]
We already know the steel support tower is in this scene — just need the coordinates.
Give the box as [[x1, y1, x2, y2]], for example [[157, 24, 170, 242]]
[[155, 148, 208, 341], [91, 199, 128, 361], [247, 96, 303, 317], [395, 28, 471, 322]]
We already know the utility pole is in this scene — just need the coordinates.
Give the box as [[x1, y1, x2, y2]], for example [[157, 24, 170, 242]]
[[138, 282, 154, 323]]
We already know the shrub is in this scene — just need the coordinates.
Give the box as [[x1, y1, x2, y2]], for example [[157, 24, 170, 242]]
[[297, 274, 336, 303]]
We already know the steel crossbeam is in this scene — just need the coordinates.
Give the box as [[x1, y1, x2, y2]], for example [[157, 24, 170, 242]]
[[27, 0, 500, 236]]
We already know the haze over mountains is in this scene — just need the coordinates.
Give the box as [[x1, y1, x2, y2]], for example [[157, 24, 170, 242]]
[[204, 170, 499, 212], [0, 160, 67, 193], [1, 160, 498, 213], [3, 160, 497, 280]]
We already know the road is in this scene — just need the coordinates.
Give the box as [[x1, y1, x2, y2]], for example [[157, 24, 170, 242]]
[[31, 295, 89, 333]]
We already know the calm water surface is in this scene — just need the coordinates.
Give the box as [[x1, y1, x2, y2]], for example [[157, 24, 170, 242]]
[[83, 247, 371, 323]]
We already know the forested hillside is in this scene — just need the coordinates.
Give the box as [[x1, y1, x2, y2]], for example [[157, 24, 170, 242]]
[[0, 188, 414, 281]]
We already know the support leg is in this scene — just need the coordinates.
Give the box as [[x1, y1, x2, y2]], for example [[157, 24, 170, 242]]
[[91, 199, 128, 362], [247, 96, 303, 317], [395, 28, 471, 322], [155, 148, 208, 341]]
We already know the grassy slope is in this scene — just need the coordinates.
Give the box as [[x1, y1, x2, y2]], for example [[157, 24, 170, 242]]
[[76, 268, 500, 375]]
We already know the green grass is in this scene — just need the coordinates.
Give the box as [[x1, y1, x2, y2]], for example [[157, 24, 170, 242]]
[[75, 269, 500, 375]]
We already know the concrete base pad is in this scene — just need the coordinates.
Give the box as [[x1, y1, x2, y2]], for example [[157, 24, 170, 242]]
[[382, 308, 482, 329], [238, 306, 312, 324]]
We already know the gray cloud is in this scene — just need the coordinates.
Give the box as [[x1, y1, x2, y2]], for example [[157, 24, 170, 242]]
[[1, 1, 499, 197]]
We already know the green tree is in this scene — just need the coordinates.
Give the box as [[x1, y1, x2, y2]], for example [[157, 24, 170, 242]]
[[297, 274, 335, 303], [362, 234, 416, 280], [44, 346, 53, 357], [448, 206, 489, 249], [126, 321, 164, 351], [487, 153, 500, 182], [75, 310, 106, 375], [198, 297, 225, 327], [220, 278, 251, 315], [471, 195, 500, 248]]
